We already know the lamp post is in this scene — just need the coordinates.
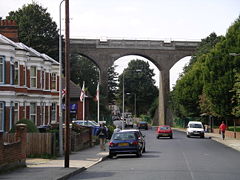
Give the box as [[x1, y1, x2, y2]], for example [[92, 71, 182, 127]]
[[122, 69, 141, 129], [58, 0, 64, 157], [134, 93, 136, 117]]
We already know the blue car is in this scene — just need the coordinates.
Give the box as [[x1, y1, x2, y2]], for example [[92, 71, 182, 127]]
[[109, 129, 146, 158]]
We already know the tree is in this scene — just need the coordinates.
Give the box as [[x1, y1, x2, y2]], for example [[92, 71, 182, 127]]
[[171, 16, 240, 123], [70, 54, 99, 96], [108, 65, 119, 104], [117, 60, 158, 116], [231, 73, 240, 117], [6, 2, 59, 60]]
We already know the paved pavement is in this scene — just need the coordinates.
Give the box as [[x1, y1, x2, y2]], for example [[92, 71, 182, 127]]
[[1, 129, 240, 180], [174, 128, 240, 152], [0, 145, 109, 180]]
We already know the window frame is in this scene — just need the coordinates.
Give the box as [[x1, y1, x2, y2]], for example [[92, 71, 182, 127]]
[[14, 102, 19, 125], [10, 57, 14, 85], [51, 73, 57, 90], [30, 66, 37, 88], [0, 55, 5, 84], [0, 101, 5, 132], [51, 102, 56, 122], [30, 102, 37, 125], [14, 60, 19, 85]]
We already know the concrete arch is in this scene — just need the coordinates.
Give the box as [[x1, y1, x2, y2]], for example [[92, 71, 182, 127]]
[[70, 39, 200, 125]]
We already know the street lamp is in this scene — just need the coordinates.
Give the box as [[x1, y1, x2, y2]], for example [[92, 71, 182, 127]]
[[122, 69, 141, 129], [125, 92, 137, 117], [58, 0, 65, 157]]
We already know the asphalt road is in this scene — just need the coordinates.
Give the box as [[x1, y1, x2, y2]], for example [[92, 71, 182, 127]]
[[69, 129, 240, 180]]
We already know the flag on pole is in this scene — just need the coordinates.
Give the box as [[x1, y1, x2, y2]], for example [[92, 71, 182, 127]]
[[80, 81, 85, 102], [62, 88, 66, 98], [96, 82, 99, 101]]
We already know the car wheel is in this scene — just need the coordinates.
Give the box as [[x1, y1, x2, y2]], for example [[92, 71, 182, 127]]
[[187, 134, 190, 138]]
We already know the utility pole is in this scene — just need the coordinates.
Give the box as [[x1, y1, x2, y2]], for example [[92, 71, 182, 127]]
[[58, 0, 65, 157], [64, 0, 70, 168]]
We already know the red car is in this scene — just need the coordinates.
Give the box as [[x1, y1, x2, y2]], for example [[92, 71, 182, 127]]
[[156, 125, 173, 139]]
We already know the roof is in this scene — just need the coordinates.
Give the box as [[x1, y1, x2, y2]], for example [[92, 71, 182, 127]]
[[0, 34, 58, 64]]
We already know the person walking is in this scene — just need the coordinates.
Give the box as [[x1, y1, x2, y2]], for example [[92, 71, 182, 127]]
[[219, 121, 227, 140], [96, 123, 108, 151]]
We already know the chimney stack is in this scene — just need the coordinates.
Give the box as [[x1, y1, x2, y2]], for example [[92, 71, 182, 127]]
[[0, 19, 19, 42]]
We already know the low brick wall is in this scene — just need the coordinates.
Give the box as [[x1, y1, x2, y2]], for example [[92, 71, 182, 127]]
[[71, 125, 92, 152], [0, 124, 27, 172], [213, 128, 240, 139]]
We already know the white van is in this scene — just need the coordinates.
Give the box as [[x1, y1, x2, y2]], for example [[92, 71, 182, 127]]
[[186, 121, 205, 138]]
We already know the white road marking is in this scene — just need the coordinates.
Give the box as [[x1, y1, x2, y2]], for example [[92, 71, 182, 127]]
[[183, 152, 195, 180]]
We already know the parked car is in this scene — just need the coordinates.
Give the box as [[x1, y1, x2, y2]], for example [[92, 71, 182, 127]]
[[137, 121, 148, 130], [186, 121, 205, 138], [109, 129, 146, 158], [72, 120, 100, 136], [156, 125, 173, 139]]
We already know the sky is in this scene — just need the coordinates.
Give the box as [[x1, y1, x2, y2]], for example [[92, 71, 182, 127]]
[[0, 0, 239, 89]]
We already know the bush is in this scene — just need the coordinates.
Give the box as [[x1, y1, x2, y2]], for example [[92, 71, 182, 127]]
[[10, 119, 39, 133]]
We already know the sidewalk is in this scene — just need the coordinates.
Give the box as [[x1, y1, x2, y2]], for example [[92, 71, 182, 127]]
[[174, 128, 240, 152], [0, 145, 109, 180]]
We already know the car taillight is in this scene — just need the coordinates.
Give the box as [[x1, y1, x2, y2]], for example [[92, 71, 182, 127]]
[[131, 141, 138, 145], [109, 142, 117, 147]]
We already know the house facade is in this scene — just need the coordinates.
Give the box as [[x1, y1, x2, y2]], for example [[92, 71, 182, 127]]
[[0, 20, 60, 132]]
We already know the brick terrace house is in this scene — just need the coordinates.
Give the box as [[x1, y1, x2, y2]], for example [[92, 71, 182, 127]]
[[0, 20, 60, 132]]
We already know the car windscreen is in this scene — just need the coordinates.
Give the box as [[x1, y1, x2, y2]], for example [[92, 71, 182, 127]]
[[160, 126, 170, 130], [189, 124, 203, 128], [112, 132, 137, 140]]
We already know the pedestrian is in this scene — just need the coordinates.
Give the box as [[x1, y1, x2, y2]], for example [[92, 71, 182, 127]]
[[96, 123, 108, 150], [114, 125, 121, 133], [219, 121, 227, 140]]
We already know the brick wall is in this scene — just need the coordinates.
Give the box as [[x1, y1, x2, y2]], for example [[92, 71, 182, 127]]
[[213, 128, 240, 139], [0, 124, 27, 172]]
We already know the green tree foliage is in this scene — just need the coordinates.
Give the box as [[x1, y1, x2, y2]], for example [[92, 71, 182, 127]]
[[108, 65, 119, 104], [6, 2, 59, 59], [171, 16, 240, 121], [202, 16, 240, 117], [118, 60, 158, 116], [231, 73, 240, 117], [70, 54, 99, 96]]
